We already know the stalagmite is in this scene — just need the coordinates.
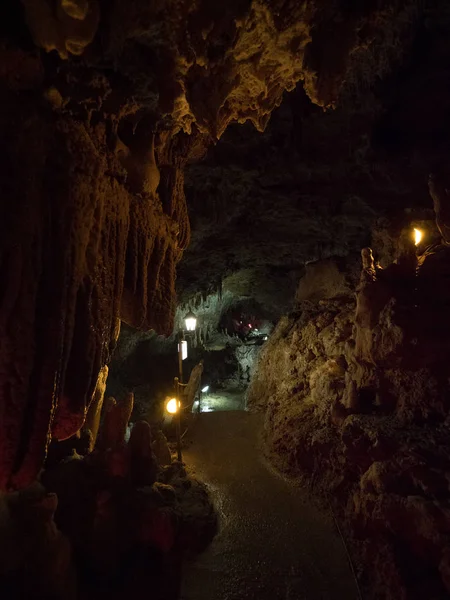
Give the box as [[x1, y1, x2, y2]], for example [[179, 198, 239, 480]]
[[128, 421, 158, 486], [99, 393, 134, 450], [84, 365, 109, 452]]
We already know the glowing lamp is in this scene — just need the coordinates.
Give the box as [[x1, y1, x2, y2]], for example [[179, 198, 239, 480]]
[[201, 385, 209, 393], [414, 228, 423, 246], [166, 397, 180, 414], [184, 310, 197, 332]]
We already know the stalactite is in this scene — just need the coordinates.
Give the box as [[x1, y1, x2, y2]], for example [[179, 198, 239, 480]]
[[0, 99, 184, 489]]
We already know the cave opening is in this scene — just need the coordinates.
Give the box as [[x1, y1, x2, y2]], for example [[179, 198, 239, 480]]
[[107, 287, 276, 422]]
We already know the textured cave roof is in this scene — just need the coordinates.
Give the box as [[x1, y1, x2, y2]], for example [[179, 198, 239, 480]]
[[178, 2, 450, 302]]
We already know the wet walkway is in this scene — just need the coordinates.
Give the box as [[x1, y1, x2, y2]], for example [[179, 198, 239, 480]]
[[197, 390, 246, 413], [180, 412, 359, 600]]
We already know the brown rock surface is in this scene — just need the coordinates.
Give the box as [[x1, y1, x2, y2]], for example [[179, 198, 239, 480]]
[[0, 484, 75, 599], [248, 185, 450, 598]]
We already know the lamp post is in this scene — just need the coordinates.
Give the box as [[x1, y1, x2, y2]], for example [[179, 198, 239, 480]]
[[172, 310, 197, 462]]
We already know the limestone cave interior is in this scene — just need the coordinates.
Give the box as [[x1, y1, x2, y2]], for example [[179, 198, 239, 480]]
[[2, 1, 450, 599]]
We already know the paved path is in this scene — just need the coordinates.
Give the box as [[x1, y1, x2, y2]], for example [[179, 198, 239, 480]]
[[180, 411, 359, 600], [198, 390, 246, 413]]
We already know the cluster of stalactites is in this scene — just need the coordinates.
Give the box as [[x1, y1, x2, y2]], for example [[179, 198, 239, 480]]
[[22, 0, 100, 59], [0, 98, 184, 490], [22, 0, 420, 139]]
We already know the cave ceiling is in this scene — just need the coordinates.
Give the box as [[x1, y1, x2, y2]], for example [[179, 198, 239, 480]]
[[178, 1, 450, 303]]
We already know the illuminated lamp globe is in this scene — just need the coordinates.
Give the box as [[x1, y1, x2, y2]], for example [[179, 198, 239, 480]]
[[184, 310, 197, 332], [166, 398, 180, 414], [414, 228, 423, 246]]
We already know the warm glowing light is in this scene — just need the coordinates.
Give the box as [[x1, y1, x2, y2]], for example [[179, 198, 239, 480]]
[[184, 310, 197, 331], [166, 398, 180, 414], [414, 228, 423, 246]]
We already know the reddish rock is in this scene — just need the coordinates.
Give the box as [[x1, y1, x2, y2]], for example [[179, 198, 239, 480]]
[[99, 393, 134, 450], [138, 507, 175, 553], [128, 421, 158, 486]]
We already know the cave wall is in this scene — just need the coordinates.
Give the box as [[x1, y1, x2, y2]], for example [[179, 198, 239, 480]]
[[247, 208, 450, 598], [0, 90, 184, 490]]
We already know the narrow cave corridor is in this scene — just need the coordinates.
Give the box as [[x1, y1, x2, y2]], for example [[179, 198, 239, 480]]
[[181, 412, 359, 600], [2, 2, 450, 600]]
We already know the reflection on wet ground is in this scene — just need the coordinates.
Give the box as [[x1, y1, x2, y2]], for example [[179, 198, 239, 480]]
[[193, 389, 246, 413]]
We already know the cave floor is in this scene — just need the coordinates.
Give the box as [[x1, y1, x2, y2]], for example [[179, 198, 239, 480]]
[[197, 390, 246, 412], [180, 412, 359, 600]]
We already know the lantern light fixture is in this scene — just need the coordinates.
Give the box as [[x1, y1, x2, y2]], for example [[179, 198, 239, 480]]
[[184, 310, 197, 332]]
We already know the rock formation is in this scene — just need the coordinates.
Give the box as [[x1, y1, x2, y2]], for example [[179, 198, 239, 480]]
[[1, 0, 419, 491], [0, 396, 216, 599], [428, 173, 450, 245], [248, 180, 450, 598], [84, 364, 109, 451]]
